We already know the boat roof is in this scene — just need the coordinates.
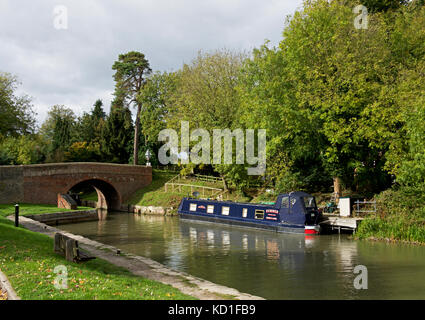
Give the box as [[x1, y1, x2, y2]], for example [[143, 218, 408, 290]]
[[281, 191, 313, 198], [185, 197, 274, 207], [184, 191, 314, 206]]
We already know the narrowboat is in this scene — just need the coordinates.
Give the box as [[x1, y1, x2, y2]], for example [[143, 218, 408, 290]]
[[178, 191, 322, 235]]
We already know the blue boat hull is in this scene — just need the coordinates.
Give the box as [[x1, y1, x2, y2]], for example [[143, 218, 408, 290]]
[[179, 212, 305, 234], [178, 191, 322, 235]]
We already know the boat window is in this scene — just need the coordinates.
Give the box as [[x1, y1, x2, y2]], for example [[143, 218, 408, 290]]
[[281, 197, 289, 208], [242, 208, 248, 218], [302, 197, 316, 208], [222, 206, 230, 215], [207, 205, 214, 214], [255, 210, 264, 219], [290, 198, 297, 208], [189, 203, 197, 211]]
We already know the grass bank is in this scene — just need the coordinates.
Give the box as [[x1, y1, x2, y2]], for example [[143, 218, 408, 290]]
[[0, 205, 195, 300], [355, 187, 425, 244], [0, 203, 92, 217], [127, 170, 251, 208]]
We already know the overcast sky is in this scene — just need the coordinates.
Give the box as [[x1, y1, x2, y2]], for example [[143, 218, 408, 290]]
[[0, 0, 303, 125]]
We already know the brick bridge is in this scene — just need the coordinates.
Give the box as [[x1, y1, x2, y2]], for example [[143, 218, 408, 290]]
[[0, 163, 152, 210]]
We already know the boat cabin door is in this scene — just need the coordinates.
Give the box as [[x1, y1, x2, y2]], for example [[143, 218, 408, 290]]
[[279, 195, 302, 225]]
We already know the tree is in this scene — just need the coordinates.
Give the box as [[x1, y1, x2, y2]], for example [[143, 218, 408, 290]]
[[92, 99, 106, 120], [358, 0, 408, 13], [163, 49, 248, 185], [0, 72, 35, 139], [64, 141, 101, 162], [74, 99, 106, 146], [238, 0, 401, 194], [40, 105, 76, 162], [0, 134, 47, 165], [386, 5, 425, 190], [100, 105, 134, 163], [136, 71, 177, 165], [138, 72, 174, 147], [112, 51, 151, 165], [167, 49, 246, 131]]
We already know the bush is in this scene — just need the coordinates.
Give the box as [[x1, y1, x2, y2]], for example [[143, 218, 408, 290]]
[[375, 186, 425, 218], [356, 186, 425, 243], [64, 141, 101, 162], [0, 135, 46, 165]]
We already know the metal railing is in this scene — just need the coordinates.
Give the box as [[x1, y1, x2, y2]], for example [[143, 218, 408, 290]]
[[164, 182, 224, 197], [354, 200, 377, 217], [164, 173, 227, 198]]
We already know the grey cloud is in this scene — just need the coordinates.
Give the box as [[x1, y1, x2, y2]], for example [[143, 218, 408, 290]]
[[0, 0, 302, 124]]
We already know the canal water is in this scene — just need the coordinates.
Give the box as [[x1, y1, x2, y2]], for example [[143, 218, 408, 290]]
[[59, 212, 425, 299]]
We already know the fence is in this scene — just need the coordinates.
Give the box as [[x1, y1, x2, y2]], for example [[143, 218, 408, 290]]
[[164, 182, 224, 198], [152, 165, 180, 173], [353, 200, 377, 217], [164, 173, 227, 198]]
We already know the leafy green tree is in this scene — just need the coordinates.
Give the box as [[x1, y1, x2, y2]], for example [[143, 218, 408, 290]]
[[388, 5, 425, 189], [64, 141, 101, 162], [112, 51, 151, 165], [239, 0, 401, 194], [358, 0, 408, 13], [167, 49, 246, 131], [136, 71, 177, 165], [164, 49, 248, 185], [138, 72, 174, 147], [0, 72, 35, 139], [0, 134, 47, 165]]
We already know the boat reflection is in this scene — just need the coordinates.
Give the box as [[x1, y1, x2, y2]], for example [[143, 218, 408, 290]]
[[179, 220, 322, 267]]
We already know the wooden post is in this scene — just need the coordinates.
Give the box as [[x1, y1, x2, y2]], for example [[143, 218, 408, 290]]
[[65, 239, 77, 262], [333, 177, 342, 203], [54, 233, 63, 254], [356, 200, 360, 217]]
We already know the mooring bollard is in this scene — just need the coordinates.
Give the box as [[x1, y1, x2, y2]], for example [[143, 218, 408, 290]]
[[14, 204, 19, 227]]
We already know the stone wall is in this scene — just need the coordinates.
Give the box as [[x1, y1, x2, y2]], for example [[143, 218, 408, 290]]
[[57, 194, 77, 210], [25, 209, 98, 225], [129, 204, 177, 216], [0, 166, 24, 204]]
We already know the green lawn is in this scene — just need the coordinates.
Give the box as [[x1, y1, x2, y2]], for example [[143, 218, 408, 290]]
[[0, 208, 195, 300], [0, 203, 92, 218]]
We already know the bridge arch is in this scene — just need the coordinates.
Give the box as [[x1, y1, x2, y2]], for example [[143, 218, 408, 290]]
[[67, 178, 122, 211], [0, 163, 152, 208]]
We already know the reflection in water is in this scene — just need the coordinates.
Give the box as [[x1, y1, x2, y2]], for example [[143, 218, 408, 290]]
[[59, 212, 425, 300]]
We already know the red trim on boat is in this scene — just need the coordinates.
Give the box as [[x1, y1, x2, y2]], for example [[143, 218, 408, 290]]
[[305, 225, 320, 235]]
